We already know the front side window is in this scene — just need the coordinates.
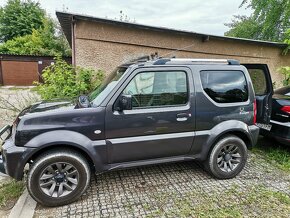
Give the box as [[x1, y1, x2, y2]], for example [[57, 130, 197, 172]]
[[123, 71, 188, 108], [200, 70, 248, 103]]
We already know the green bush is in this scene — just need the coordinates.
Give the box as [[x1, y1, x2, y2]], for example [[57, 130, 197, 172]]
[[279, 66, 290, 86], [34, 56, 104, 100]]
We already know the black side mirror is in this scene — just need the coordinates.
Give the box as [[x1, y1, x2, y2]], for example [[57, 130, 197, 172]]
[[115, 95, 132, 111], [78, 95, 90, 108]]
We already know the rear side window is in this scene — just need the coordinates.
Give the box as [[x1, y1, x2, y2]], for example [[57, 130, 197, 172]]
[[200, 70, 248, 103]]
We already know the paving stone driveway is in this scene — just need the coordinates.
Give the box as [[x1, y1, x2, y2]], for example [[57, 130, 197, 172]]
[[34, 151, 290, 218]]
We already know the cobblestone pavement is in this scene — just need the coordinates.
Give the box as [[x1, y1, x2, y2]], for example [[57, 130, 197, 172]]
[[34, 152, 290, 218]]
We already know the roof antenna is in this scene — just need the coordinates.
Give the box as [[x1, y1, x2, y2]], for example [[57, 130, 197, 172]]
[[161, 42, 197, 58]]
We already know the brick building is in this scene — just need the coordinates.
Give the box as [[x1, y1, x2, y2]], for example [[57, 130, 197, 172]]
[[57, 11, 290, 86]]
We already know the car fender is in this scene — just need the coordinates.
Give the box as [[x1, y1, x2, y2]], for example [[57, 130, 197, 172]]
[[192, 120, 253, 160], [22, 130, 106, 172]]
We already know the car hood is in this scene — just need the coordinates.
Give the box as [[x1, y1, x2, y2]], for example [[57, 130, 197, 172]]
[[18, 100, 76, 117]]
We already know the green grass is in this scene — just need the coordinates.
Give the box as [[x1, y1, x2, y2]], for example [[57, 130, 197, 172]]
[[30, 86, 39, 92], [143, 185, 290, 217], [253, 138, 290, 172], [7, 87, 30, 91], [0, 180, 24, 208]]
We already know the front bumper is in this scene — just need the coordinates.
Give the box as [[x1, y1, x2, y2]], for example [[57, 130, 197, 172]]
[[0, 125, 11, 142], [0, 125, 11, 175], [0, 155, 5, 174], [0, 137, 35, 180]]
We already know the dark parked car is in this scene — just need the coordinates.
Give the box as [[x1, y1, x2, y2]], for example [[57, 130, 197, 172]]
[[259, 85, 290, 145], [0, 58, 273, 206]]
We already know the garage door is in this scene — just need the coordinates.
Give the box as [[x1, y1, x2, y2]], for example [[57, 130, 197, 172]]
[[2, 61, 39, 86]]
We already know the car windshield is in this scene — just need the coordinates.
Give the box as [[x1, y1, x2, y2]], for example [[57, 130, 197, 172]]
[[89, 67, 129, 107], [274, 86, 290, 96]]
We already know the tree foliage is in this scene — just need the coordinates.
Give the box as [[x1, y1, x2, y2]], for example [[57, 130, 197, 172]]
[[279, 66, 290, 86], [225, 0, 290, 42], [0, 0, 71, 56], [284, 29, 290, 54], [0, 18, 71, 56], [34, 56, 104, 100], [0, 0, 45, 42]]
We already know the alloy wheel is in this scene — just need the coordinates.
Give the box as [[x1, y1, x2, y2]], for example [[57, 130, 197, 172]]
[[39, 162, 79, 198], [217, 144, 242, 172]]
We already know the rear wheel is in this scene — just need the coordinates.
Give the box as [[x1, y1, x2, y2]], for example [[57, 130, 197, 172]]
[[204, 135, 247, 179], [27, 149, 91, 206]]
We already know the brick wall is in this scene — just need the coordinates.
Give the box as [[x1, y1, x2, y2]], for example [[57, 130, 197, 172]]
[[74, 20, 290, 87]]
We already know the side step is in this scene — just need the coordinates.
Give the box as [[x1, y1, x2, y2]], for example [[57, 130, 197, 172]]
[[107, 155, 197, 171]]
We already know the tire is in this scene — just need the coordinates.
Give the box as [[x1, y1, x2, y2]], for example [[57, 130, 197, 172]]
[[27, 149, 91, 207], [204, 135, 247, 179]]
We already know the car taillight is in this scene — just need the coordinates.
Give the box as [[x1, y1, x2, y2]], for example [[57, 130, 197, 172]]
[[253, 99, 257, 124], [281, 106, 290, 114]]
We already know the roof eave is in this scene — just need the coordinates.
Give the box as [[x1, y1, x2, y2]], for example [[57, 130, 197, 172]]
[[56, 11, 288, 49]]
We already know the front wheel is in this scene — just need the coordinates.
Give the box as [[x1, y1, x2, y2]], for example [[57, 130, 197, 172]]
[[27, 149, 91, 206], [204, 135, 248, 179]]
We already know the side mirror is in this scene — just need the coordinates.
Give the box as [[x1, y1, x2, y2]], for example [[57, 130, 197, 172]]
[[78, 95, 90, 108], [115, 95, 132, 111]]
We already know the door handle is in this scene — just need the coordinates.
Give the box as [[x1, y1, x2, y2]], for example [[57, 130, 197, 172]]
[[176, 113, 191, 122]]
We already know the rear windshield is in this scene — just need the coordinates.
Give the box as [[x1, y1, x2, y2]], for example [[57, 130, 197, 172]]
[[274, 86, 290, 96], [200, 70, 248, 103]]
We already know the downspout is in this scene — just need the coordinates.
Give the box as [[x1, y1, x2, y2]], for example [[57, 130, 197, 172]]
[[0, 56, 3, 85], [71, 16, 76, 67]]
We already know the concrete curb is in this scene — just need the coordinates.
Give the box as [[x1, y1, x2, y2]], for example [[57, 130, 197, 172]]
[[8, 189, 36, 218]]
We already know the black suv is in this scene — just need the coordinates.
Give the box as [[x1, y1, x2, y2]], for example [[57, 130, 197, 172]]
[[0, 58, 273, 206]]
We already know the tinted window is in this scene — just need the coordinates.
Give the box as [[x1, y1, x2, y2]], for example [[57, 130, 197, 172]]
[[200, 71, 248, 103], [247, 69, 267, 95], [274, 86, 290, 96], [123, 71, 188, 108]]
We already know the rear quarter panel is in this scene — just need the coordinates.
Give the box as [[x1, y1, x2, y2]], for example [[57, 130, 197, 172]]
[[190, 65, 255, 158]]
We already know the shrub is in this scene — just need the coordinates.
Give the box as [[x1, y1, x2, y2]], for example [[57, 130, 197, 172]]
[[34, 56, 105, 100], [279, 66, 290, 86]]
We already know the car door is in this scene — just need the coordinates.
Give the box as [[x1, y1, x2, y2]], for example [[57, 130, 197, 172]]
[[243, 64, 273, 124], [105, 67, 195, 163]]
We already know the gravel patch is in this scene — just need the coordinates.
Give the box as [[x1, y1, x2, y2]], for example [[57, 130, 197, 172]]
[[0, 87, 39, 127]]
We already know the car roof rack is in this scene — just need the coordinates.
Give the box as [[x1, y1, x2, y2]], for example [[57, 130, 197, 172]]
[[153, 58, 240, 65]]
